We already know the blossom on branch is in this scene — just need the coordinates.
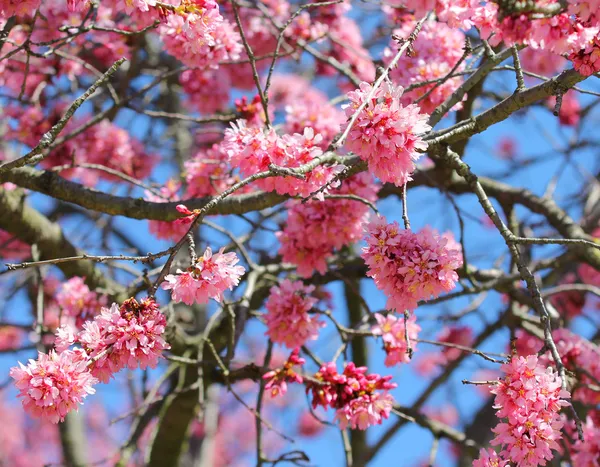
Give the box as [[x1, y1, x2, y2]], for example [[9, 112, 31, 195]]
[[162, 247, 245, 305], [362, 217, 463, 311], [372, 312, 420, 366], [264, 280, 324, 349], [263, 348, 305, 398], [307, 362, 396, 430], [10, 350, 97, 424], [341, 81, 430, 187]]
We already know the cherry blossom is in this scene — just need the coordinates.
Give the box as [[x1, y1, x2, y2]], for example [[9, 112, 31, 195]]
[[10, 350, 97, 424], [307, 362, 396, 430], [362, 217, 463, 311], [262, 348, 305, 398], [487, 355, 570, 467], [342, 81, 430, 186], [78, 298, 170, 383], [264, 280, 324, 349], [162, 247, 245, 305], [278, 173, 378, 277], [55, 276, 106, 325], [372, 312, 420, 366]]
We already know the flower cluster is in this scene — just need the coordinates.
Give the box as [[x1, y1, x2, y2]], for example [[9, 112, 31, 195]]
[[159, 0, 242, 69], [568, 416, 600, 466], [10, 349, 97, 424], [362, 217, 463, 311], [55, 277, 107, 325], [472, 448, 508, 467], [488, 355, 570, 467], [277, 173, 378, 277], [341, 81, 431, 187], [307, 362, 396, 430], [184, 143, 237, 198], [222, 121, 340, 198], [180, 68, 232, 114], [384, 20, 467, 114], [77, 298, 170, 383], [263, 348, 305, 398], [264, 280, 324, 349], [372, 312, 420, 366], [0, 0, 41, 18], [5, 105, 155, 187], [162, 247, 245, 305]]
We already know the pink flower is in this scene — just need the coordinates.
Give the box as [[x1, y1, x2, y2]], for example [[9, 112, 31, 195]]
[[180, 68, 231, 114], [262, 348, 305, 398], [307, 361, 396, 430], [0, 0, 41, 17], [342, 81, 431, 187], [362, 217, 463, 311], [184, 144, 236, 198], [162, 247, 245, 305], [264, 280, 324, 349], [547, 91, 581, 127], [488, 355, 570, 467], [496, 137, 518, 160], [570, 416, 600, 466], [10, 350, 97, 424], [54, 324, 76, 353], [55, 277, 106, 325], [277, 173, 378, 277], [372, 312, 420, 366], [158, 1, 241, 69], [383, 20, 467, 114], [472, 448, 508, 467], [79, 298, 170, 383], [569, 34, 600, 76], [0, 229, 30, 260], [335, 391, 395, 430], [222, 120, 341, 198]]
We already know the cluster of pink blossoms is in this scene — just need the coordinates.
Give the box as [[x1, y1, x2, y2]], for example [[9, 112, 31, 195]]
[[384, 20, 467, 114], [162, 247, 245, 305], [10, 349, 97, 424], [372, 312, 420, 366], [277, 173, 378, 277], [184, 143, 237, 198], [362, 217, 463, 311], [264, 280, 324, 349], [0, 0, 40, 18], [10, 297, 169, 423], [541, 329, 600, 406], [263, 348, 305, 398], [158, 0, 242, 69], [473, 448, 508, 467], [55, 277, 107, 326], [342, 81, 431, 187], [484, 355, 570, 467], [307, 362, 396, 430], [222, 121, 340, 198], [5, 106, 155, 187], [77, 298, 170, 383], [567, 415, 600, 466]]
